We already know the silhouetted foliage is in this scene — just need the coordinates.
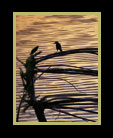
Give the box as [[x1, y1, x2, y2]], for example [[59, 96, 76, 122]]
[[16, 46, 98, 122]]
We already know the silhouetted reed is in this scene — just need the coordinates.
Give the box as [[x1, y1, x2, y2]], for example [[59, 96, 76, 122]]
[[16, 46, 98, 122]]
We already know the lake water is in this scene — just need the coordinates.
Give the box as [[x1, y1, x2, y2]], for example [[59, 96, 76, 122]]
[[16, 14, 98, 122]]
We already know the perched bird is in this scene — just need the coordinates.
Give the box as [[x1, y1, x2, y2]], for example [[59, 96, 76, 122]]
[[30, 46, 39, 55], [54, 41, 63, 52]]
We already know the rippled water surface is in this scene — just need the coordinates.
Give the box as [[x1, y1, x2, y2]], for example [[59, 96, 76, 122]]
[[16, 14, 98, 122]]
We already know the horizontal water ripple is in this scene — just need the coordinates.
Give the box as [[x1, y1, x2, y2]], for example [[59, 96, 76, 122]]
[[16, 15, 98, 122]]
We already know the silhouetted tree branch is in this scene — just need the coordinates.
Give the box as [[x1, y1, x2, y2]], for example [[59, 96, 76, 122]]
[[36, 48, 98, 64], [37, 68, 98, 76], [16, 46, 98, 122]]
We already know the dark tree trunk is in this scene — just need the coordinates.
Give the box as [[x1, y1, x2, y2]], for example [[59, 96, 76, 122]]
[[32, 102, 47, 122]]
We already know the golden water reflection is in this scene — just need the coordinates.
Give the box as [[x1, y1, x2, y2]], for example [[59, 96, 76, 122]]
[[16, 14, 98, 122]]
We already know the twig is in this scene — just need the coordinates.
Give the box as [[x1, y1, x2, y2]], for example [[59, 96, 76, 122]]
[[56, 105, 98, 114], [51, 108, 96, 122], [35, 66, 51, 81], [39, 76, 82, 93], [16, 57, 25, 67], [38, 64, 89, 70]]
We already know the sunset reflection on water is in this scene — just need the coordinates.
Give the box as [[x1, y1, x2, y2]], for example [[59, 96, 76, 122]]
[[16, 14, 98, 122]]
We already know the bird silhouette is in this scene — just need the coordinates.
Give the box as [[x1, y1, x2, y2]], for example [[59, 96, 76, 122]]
[[30, 46, 39, 55], [54, 41, 63, 52]]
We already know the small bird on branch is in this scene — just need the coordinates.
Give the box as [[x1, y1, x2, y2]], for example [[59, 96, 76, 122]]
[[54, 41, 63, 52], [30, 46, 39, 55]]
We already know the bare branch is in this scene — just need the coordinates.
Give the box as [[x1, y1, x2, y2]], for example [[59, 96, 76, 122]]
[[36, 48, 98, 64], [37, 68, 98, 76]]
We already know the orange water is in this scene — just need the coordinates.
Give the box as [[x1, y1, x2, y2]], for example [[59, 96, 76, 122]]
[[16, 15, 98, 122]]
